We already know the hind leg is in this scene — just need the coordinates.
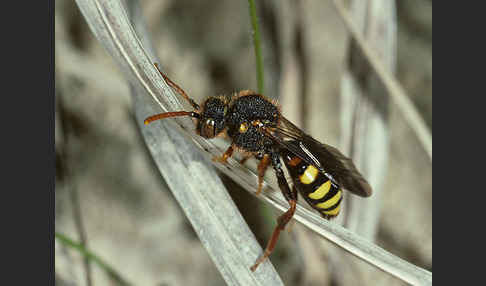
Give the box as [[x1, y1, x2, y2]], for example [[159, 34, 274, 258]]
[[250, 152, 297, 271], [256, 154, 271, 195]]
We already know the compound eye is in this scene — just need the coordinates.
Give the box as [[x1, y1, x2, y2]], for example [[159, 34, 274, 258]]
[[201, 119, 216, 138]]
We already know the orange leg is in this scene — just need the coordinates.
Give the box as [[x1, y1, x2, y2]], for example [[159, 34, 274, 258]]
[[212, 145, 234, 164], [239, 154, 252, 165], [251, 198, 297, 272], [256, 155, 271, 196], [251, 156, 297, 271]]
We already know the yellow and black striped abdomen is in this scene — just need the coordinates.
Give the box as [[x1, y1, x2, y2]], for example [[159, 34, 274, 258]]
[[283, 155, 342, 218]]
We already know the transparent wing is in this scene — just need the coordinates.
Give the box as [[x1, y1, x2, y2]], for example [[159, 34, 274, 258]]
[[264, 116, 372, 197]]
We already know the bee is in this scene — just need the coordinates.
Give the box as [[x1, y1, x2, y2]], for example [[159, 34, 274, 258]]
[[144, 63, 372, 272]]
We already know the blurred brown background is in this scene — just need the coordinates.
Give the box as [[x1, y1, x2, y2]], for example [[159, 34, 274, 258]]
[[55, 0, 431, 285]]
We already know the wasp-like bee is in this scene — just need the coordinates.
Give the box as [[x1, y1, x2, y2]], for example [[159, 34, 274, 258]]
[[144, 63, 372, 272]]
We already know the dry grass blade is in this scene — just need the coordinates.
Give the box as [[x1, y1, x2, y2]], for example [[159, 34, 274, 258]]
[[74, 0, 431, 285], [341, 0, 394, 242], [250, 181, 431, 285], [74, 0, 283, 284], [332, 0, 432, 160], [337, 1, 395, 284]]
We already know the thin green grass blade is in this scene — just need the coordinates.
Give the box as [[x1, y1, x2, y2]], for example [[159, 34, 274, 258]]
[[55, 233, 132, 286]]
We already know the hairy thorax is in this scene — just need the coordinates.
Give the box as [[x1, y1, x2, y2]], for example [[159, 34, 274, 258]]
[[226, 94, 279, 153]]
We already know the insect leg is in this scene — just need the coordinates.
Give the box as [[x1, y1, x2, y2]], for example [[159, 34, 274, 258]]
[[212, 145, 234, 164], [256, 154, 271, 195], [154, 63, 200, 110], [250, 152, 297, 272]]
